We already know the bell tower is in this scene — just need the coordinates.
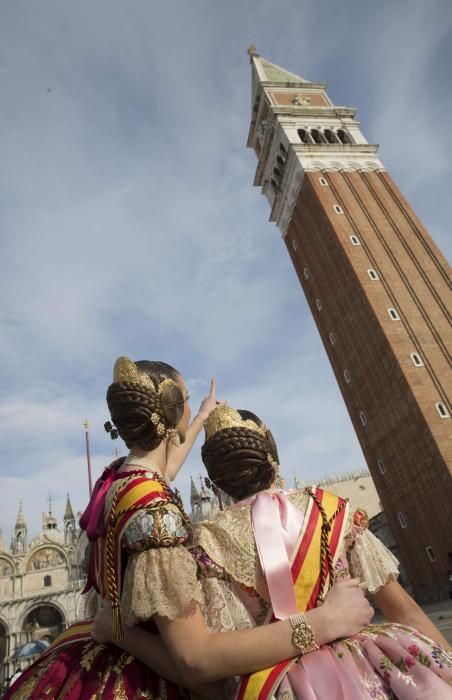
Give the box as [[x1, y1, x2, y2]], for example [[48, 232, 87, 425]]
[[247, 48, 452, 601]]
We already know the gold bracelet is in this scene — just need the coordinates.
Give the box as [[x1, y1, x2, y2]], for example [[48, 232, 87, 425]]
[[289, 613, 319, 654]]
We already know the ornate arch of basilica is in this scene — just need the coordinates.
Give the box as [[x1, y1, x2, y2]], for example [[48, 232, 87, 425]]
[[0, 497, 90, 685]]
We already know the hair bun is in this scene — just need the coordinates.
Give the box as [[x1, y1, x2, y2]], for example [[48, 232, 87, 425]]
[[265, 428, 279, 464], [202, 427, 275, 500]]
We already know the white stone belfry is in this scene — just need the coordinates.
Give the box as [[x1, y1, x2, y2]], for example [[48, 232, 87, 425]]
[[247, 50, 384, 236]]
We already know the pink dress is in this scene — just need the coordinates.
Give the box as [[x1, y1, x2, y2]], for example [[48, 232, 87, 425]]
[[191, 487, 452, 699]]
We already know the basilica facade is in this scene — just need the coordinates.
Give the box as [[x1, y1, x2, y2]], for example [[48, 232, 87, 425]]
[[0, 498, 94, 686]]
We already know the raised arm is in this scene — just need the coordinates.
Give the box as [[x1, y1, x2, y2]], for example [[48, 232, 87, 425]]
[[166, 378, 221, 481]]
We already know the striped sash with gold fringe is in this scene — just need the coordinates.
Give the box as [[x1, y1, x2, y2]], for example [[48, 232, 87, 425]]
[[236, 488, 348, 700]]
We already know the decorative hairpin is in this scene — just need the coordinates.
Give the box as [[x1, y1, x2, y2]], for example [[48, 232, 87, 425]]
[[113, 356, 156, 391], [112, 357, 179, 397], [204, 404, 267, 440], [104, 421, 119, 440]]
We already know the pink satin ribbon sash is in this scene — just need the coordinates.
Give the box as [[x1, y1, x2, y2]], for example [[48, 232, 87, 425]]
[[251, 491, 304, 620]]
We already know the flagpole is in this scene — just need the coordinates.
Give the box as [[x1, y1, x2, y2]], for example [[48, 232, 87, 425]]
[[84, 419, 93, 497]]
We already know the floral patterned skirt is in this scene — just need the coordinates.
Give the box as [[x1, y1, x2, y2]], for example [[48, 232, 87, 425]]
[[275, 624, 452, 700], [5, 624, 190, 700]]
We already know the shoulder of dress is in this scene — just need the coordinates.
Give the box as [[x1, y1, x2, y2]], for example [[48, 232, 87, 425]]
[[195, 502, 252, 535], [191, 502, 265, 591], [123, 501, 191, 551], [113, 473, 175, 510]]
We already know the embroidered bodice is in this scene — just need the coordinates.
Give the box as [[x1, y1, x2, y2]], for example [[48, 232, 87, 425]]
[[190, 488, 399, 632]]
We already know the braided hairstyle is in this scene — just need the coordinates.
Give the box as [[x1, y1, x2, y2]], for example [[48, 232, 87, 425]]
[[201, 409, 280, 500], [106, 360, 185, 450]]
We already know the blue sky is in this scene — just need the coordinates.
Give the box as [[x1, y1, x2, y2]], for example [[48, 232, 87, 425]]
[[0, 0, 450, 543]]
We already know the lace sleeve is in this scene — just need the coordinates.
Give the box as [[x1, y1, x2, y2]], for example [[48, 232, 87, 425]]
[[121, 544, 203, 624], [200, 577, 255, 633], [347, 528, 399, 594]]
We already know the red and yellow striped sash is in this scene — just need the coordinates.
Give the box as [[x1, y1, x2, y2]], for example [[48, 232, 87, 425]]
[[41, 620, 93, 657], [237, 488, 348, 700], [93, 475, 172, 639], [99, 476, 169, 597]]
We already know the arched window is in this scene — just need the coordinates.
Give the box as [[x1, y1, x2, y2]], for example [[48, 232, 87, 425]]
[[397, 512, 407, 529], [279, 143, 287, 154], [435, 402, 450, 418], [410, 352, 424, 367], [298, 128, 309, 144], [43, 575, 51, 587], [425, 546, 436, 562], [388, 308, 400, 321], [270, 179, 278, 192], [324, 129, 338, 144], [311, 129, 325, 144], [337, 129, 351, 144], [22, 605, 64, 645], [276, 155, 285, 166]]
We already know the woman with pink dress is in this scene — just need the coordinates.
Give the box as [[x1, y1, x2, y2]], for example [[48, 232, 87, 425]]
[[93, 404, 452, 699], [6, 361, 378, 699]]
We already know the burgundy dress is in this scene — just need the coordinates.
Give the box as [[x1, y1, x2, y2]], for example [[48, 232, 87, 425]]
[[5, 465, 197, 699]]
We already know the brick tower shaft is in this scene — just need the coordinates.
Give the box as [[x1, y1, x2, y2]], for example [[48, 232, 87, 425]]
[[247, 49, 452, 601]]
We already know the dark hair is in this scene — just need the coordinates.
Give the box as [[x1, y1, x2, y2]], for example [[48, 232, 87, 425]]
[[201, 409, 280, 500], [106, 360, 184, 450]]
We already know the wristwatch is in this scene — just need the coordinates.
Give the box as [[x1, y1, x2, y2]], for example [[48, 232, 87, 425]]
[[289, 613, 319, 654]]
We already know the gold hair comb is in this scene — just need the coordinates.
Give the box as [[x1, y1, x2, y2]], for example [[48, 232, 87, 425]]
[[204, 404, 267, 440], [113, 357, 178, 394], [113, 356, 157, 391]]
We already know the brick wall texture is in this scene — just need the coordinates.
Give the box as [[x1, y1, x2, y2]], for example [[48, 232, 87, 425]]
[[285, 170, 452, 600]]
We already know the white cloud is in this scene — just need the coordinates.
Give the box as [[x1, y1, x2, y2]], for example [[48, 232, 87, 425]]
[[367, 0, 452, 189], [0, 0, 450, 545]]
